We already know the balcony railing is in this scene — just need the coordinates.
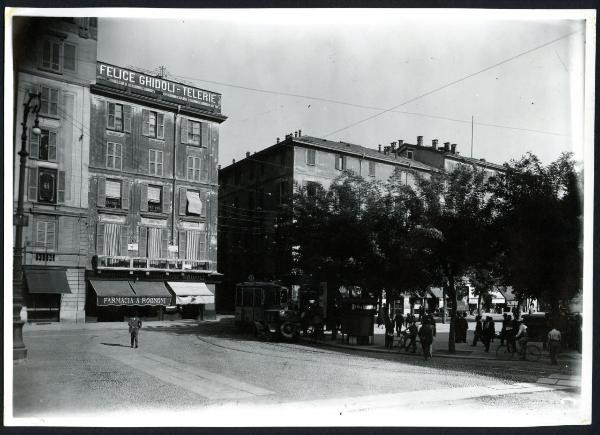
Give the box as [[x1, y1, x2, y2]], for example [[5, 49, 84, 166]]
[[94, 255, 213, 273]]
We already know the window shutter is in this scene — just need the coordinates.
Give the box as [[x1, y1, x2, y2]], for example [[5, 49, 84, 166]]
[[28, 167, 38, 201], [201, 157, 209, 181], [36, 221, 46, 247], [179, 187, 187, 215], [180, 118, 188, 143], [142, 109, 149, 136], [139, 183, 148, 212], [162, 184, 171, 214], [201, 122, 209, 147], [57, 170, 66, 203], [177, 231, 186, 259], [29, 129, 39, 159], [157, 113, 164, 139], [96, 223, 105, 255], [139, 227, 148, 257], [123, 105, 132, 132], [201, 192, 207, 218], [46, 222, 56, 250], [120, 226, 129, 256], [160, 229, 169, 258], [97, 176, 106, 207], [122, 180, 131, 210], [106, 101, 114, 129]]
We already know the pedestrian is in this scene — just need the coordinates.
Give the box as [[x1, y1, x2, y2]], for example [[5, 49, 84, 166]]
[[546, 326, 562, 365], [405, 322, 418, 353], [514, 320, 529, 360], [481, 316, 494, 352], [396, 312, 404, 336], [418, 318, 434, 360], [385, 315, 395, 350], [471, 315, 483, 347], [500, 313, 509, 345], [457, 312, 468, 343], [128, 312, 142, 348]]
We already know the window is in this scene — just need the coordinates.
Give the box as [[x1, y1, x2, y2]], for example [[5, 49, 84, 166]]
[[306, 149, 316, 166], [183, 231, 207, 260], [306, 181, 319, 198], [106, 142, 122, 170], [187, 156, 201, 181], [185, 190, 203, 216], [36, 220, 56, 251], [105, 180, 122, 209], [188, 120, 201, 145], [38, 168, 57, 204], [107, 103, 124, 131], [368, 161, 376, 177], [39, 86, 59, 117], [30, 129, 57, 161], [142, 110, 164, 138], [40, 38, 77, 73], [149, 150, 164, 176], [147, 185, 162, 213], [335, 154, 346, 171], [407, 150, 414, 160]]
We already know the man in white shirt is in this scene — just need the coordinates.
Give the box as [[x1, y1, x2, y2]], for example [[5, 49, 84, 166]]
[[546, 327, 562, 365], [514, 321, 528, 360]]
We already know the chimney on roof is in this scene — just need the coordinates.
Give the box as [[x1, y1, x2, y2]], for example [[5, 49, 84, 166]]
[[432, 139, 438, 150], [390, 141, 397, 152], [417, 136, 423, 146], [298, 129, 302, 136], [294, 131, 298, 138], [378, 144, 381, 153], [246, 151, 250, 158], [285, 133, 293, 140], [233, 158, 236, 164], [218, 164, 221, 170], [276, 137, 280, 143], [443, 142, 450, 152], [384, 146, 390, 155], [451, 143, 457, 154], [398, 140, 404, 146]]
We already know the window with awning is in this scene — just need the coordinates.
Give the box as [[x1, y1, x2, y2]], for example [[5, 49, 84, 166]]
[[167, 282, 214, 305], [186, 191, 202, 215], [91, 280, 171, 306]]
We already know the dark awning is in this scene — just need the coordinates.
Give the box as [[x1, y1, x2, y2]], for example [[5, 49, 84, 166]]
[[91, 280, 137, 306], [25, 268, 71, 294], [129, 281, 173, 306]]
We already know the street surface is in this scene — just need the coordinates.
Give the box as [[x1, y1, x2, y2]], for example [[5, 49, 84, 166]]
[[10, 318, 586, 427]]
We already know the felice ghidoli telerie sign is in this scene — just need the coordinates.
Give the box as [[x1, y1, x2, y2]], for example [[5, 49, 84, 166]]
[[97, 296, 172, 306], [96, 62, 221, 112]]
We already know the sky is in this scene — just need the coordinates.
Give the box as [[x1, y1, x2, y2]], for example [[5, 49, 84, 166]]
[[95, 10, 589, 169]]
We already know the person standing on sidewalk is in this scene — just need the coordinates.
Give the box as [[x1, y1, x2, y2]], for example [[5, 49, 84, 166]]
[[396, 312, 404, 336], [418, 319, 434, 360], [514, 320, 529, 360], [128, 312, 142, 349], [481, 316, 494, 352], [471, 315, 483, 347], [546, 326, 562, 365], [405, 321, 418, 353], [385, 315, 395, 349]]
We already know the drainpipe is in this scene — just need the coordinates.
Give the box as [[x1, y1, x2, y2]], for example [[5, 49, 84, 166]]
[[171, 105, 181, 247]]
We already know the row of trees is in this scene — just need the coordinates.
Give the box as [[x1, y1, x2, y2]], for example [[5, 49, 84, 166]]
[[282, 152, 582, 352]]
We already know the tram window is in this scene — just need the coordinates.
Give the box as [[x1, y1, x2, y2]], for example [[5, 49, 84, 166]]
[[242, 288, 254, 306], [254, 288, 262, 306], [264, 288, 280, 307], [235, 288, 242, 306]]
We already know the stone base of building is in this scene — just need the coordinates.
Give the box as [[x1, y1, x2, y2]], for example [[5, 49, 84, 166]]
[[60, 309, 86, 323]]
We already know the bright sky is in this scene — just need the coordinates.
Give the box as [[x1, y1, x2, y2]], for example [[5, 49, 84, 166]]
[[95, 9, 589, 168]]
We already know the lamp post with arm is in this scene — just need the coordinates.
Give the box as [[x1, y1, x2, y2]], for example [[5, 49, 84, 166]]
[[13, 91, 41, 360]]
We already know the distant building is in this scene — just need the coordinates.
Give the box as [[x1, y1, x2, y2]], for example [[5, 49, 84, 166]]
[[12, 17, 98, 322], [217, 133, 437, 310], [86, 62, 227, 321]]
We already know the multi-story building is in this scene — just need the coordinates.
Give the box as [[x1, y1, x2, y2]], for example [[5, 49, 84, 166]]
[[86, 62, 227, 321], [12, 17, 98, 323], [217, 133, 438, 310]]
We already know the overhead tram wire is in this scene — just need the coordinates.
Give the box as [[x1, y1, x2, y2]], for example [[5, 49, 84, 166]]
[[321, 29, 583, 138]]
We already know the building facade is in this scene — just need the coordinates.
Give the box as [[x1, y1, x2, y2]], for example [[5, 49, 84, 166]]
[[217, 133, 437, 310], [86, 62, 227, 321], [13, 17, 98, 322]]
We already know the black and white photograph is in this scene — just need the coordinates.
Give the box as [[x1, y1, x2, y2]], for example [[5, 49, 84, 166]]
[[4, 7, 595, 428]]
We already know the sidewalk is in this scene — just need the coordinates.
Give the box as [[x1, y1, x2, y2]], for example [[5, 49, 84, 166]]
[[301, 322, 582, 362]]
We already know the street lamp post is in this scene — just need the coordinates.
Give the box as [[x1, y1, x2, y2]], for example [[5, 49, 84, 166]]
[[13, 92, 41, 360]]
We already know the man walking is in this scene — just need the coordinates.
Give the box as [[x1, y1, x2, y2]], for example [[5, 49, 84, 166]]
[[385, 315, 395, 350], [514, 320, 529, 360], [405, 321, 418, 353], [471, 315, 483, 347], [546, 326, 562, 365], [481, 316, 495, 352], [418, 318, 434, 360], [128, 312, 142, 348]]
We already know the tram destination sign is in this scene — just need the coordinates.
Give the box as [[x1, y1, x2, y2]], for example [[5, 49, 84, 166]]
[[97, 296, 172, 306], [96, 62, 221, 112]]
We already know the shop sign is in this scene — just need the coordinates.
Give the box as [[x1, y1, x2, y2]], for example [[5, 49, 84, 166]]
[[140, 217, 167, 227], [97, 296, 171, 306], [97, 62, 221, 112]]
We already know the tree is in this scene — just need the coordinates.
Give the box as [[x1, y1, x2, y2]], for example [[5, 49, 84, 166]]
[[415, 164, 495, 353], [491, 152, 582, 315]]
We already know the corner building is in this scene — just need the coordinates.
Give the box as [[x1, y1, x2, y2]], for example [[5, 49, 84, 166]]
[[87, 62, 227, 321], [13, 17, 98, 323]]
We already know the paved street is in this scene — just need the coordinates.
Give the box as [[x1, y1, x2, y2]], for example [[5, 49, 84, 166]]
[[10, 317, 586, 426]]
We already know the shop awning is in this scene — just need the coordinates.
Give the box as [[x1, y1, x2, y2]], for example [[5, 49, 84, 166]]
[[91, 280, 137, 306], [168, 282, 214, 305], [186, 191, 202, 215], [129, 281, 173, 305], [428, 287, 444, 298], [25, 268, 71, 294]]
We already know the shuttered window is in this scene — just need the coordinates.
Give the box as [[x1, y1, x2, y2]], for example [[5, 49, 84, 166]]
[[149, 150, 163, 176], [103, 223, 121, 256], [41, 39, 61, 72], [185, 231, 207, 260], [107, 103, 124, 131], [36, 220, 56, 250], [187, 156, 201, 181], [335, 155, 346, 171], [30, 129, 57, 161], [147, 228, 162, 259], [368, 161, 376, 177], [142, 110, 164, 139], [106, 142, 122, 170], [306, 149, 316, 166], [147, 185, 162, 212], [63, 43, 76, 71], [188, 120, 201, 145], [105, 179, 122, 209], [40, 86, 59, 117]]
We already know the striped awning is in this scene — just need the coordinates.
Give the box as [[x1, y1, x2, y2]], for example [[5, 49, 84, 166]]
[[168, 282, 214, 305]]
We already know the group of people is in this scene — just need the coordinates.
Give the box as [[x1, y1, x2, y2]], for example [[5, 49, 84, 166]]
[[383, 312, 437, 361], [471, 315, 497, 352]]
